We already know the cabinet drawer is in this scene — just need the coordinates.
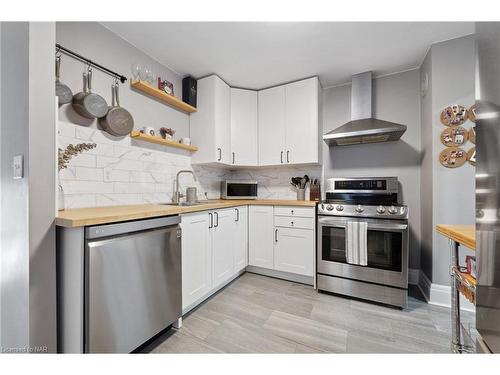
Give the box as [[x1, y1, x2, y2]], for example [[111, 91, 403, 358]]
[[274, 206, 315, 218], [274, 216, 314, 230]]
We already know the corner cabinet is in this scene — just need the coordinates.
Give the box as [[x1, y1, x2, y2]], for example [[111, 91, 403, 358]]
[[258, 77, 319, 166], [190, 75, 231, 165]]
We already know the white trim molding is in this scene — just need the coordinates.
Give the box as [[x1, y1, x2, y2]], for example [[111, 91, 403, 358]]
[[417, 270, 474, 312]]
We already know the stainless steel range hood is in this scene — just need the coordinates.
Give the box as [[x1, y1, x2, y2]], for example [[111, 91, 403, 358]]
[[323, 71, 407, 146]]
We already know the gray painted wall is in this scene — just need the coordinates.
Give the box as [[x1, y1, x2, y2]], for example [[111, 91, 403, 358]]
[[56, 22, 189, 138], [429, 35, 476, 286], [322, 69, 422, 269], [0, 22, 30, 351], [28, 22, 57, 352], [0, 22, 57, 353], [420, 50, 434, 281]]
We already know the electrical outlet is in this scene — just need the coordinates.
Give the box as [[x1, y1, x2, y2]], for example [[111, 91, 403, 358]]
[[13, 155, 24, 179]]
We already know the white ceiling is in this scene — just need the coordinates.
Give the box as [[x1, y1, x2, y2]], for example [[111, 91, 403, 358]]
[[102, 22, 474, 89]]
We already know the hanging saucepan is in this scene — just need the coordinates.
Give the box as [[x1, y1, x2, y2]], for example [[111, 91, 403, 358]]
[[72, 66, 108, 119], [55, 55, 73, 105], [99, 80, 134, 136]]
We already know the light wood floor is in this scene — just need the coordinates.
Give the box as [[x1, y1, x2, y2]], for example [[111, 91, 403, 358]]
[[149, 272, 474, 353]]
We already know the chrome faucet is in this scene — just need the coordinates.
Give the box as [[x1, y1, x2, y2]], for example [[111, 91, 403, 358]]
[[173, 170, 197, 203]]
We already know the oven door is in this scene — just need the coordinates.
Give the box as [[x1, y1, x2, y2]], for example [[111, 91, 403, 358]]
[[317, 216, 408, 288]]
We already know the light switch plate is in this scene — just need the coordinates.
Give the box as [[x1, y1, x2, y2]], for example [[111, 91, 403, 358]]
[[13, 155, 24, 179]]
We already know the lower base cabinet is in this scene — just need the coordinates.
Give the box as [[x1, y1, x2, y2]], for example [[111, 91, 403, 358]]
[[274, 227, 314, 276], [248, 205, 275, 268], [181, 206, 247, 312]]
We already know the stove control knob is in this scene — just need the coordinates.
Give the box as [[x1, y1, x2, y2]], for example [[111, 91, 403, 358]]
[[355, 205, 364, 213], [388, 206, 398, 215], [326, 204, 334, 211], [335, 205, 343, 212], [376, 205, 386, 214]]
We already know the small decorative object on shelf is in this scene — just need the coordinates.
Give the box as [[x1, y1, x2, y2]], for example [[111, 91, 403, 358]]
[[158, 77, 174, 95], [160, 127, 175, 140], [467, 147, 476, 166], [141, 126, 156, 136], [440, 126, 468, 147], [440, 104, 468, 126], [439, 147, 467, 168], [130, 130, 198, 152]]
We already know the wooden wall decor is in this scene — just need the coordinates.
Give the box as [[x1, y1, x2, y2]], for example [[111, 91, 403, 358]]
[[469, 126, 476, 144], [467, 147, 476, 166], [440, 104, 468, 126], [440, 126, 468, 147], [468, 104, 477, 123], [439, 147, 467, 168]]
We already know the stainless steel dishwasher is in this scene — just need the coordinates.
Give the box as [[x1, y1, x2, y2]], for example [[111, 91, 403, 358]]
[[84, 216, 181, 353]]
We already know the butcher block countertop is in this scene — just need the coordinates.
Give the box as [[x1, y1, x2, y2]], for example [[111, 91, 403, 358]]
[[56, 199, 318, 228], [436, 224, 476, 250]]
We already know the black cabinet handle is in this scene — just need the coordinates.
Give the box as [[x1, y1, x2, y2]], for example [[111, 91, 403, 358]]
[[217, 148, 222, 161], [232, 152, 235, 164], [209, 213, 213, 228], [286, 150, 290, 163], [214, 211, 219, 227], [291, 209, 294, 215], [280, 151, 283, 164], [275, 228, 278, 242], [235, 208, 239, 222]]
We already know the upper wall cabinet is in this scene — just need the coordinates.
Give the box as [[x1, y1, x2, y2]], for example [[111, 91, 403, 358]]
[[190, 75, 231, 165], [259, 77, 319, 166], [230, 88, 258, 166]]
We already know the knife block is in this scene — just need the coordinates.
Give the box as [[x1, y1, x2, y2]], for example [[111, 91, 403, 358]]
[[309, 183, 321, 201]]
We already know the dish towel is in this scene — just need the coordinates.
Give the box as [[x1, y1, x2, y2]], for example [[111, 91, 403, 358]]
[[346, 221, 368, 266]]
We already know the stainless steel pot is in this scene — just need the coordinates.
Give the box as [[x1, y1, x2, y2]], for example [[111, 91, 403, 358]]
[[55, 55, 73, 105]]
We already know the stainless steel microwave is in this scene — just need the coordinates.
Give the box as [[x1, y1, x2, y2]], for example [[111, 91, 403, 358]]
[[221, 180, 258, 199]]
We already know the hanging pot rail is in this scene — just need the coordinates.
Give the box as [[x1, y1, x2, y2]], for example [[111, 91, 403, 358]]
[[55, 43, 127, 83]]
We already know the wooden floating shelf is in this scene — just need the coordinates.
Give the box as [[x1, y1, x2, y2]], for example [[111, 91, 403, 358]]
[[130, 130, 198, 152], [130, 80, 197, 114]]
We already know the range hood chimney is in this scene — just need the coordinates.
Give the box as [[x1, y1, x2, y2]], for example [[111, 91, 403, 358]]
[[323, 71, 407, 146]]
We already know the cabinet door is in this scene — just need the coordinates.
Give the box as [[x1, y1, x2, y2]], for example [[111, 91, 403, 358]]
[[248, 205, 274, 269], [285, 77, 319, 164], [274, 227, 314, 276], [233, 206, 248, 272], [212, 208, 235, 288], [214, 77, 231, 164], [181, 212, 212, 310], [231, 88, 258, 166], [258, 86, 286, 166]]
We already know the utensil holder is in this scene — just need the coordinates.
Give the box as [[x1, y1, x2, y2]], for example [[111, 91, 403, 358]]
[[297, 188, 306, 201]]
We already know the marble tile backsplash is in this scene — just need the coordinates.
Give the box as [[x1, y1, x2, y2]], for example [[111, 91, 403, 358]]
[[58, 121, 322, 209]]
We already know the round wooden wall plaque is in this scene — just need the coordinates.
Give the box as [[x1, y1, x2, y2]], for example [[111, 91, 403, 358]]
[[468, 104, 477, 123], [439, 147, 467, 168], [440, 105, 468, 127], [469, 126, 476, 144], [440, 126, 468, 147], [467, 147, 476, 166]]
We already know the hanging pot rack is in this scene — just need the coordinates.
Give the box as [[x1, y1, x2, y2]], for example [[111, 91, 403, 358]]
[[55, 43, 127, 83]]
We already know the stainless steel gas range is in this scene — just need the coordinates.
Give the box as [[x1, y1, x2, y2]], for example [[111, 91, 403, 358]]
[[317, 177, 409, 308]]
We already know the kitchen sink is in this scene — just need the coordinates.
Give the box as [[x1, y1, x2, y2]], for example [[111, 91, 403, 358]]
[[161, 202, 205, 207]]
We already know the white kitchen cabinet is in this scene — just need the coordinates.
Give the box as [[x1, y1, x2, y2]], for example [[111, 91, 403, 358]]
[[285, 77, 319, 164], [248, 205, 275, 268], [181, 212, 212, 310], [258, 86, 286, 166], [258, 77, 319, 166], [190, 75, 231, 165], [274, 227, 314, 277], [230, 88, 258, 166], [233, 206, 248, 272], [212, 208, 236, 288]]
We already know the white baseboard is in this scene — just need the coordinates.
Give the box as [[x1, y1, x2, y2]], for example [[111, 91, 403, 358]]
[[417, 270, 474, 312]]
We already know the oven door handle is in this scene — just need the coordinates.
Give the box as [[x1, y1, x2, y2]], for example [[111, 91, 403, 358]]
[[366, 223, 408, 231], [318, 217, 347, 227]]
